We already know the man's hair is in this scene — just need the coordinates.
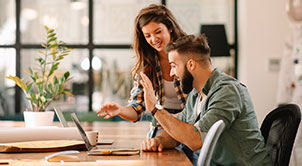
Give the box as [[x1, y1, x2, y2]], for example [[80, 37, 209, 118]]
[[166, 34, 211, 65]]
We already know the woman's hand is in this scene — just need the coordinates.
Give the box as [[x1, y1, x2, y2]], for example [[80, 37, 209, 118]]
[[97, 102, 121, 119], [139, 72, 157, 113]]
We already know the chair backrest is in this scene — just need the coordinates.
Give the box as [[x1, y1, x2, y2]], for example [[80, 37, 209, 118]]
[[260, 104, 301, 166], [197, 120, 225, 166]]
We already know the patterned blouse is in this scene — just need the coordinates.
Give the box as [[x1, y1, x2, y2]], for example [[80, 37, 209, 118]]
[[128, 54, 187, 121]]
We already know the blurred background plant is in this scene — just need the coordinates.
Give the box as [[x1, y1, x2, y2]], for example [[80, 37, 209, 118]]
[[6, 26, 73, 112]]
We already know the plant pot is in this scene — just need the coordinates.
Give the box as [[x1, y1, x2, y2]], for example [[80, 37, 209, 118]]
[[23, 111, 54, 127]]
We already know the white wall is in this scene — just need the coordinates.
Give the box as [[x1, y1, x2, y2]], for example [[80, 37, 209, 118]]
[[238, 0, 290, 124]]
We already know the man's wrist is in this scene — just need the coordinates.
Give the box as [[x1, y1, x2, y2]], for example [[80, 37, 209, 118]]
[[151, 107, 158, 116], [151, 104, 162, 116]]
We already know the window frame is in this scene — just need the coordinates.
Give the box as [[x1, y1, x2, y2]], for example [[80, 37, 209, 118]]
[[0, 0, 237, 114]]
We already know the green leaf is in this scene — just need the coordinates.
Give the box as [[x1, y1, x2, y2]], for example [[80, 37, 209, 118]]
[[59, 84, 65, 93], [48, 83, 54, 93], [26, 97, 33, 101], [46, 93, 53, 99], [64, 72, 70, 80], [37, 81, 43, 86], [60, 53, 69, 57], [41, 96, 46, 103], [53, 76, 58, 84], [64, 90, 73, 96], [38, 50, 45, 55], [50, 64, 58, 72], [32, 93, 36, 103], [48, 37, 57, 43], [48, 70, 54, 77], [24, 69, 31, 74], [28, 67, 33, 75], [39, 84, 43, 93], [33, 73, 41, 84], [48, 43, 58, 49], [54, 84, 59, 94], [36, 58, 45, 65], [49, 51, 58, 55], [60, 76, 65, 84], [31, 75, 36, 82], [26, 83, 33, 92], [47, 33, 56, 38], [48, 29, 54, 34], [5, 76, 27, 92], [56, 56, 64, 61], [51, 51, 57, 60]]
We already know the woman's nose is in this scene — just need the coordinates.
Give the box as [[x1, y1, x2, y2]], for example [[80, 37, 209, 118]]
[[151, 35, 158, 43]]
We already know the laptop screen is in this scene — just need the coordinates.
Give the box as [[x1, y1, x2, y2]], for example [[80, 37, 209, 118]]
[[71, 113, 93, 151], [54, 107, 68, 127]]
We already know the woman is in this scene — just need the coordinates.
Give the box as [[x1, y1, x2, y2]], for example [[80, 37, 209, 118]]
[[97, 4, 187, 137]]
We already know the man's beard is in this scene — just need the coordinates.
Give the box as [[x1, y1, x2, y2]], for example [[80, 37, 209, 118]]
[[181, 67, 194, 94]]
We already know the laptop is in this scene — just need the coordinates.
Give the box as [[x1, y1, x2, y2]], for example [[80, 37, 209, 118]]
[[54, 107, 69, 127], [54, 107, 114, 145], [70, 113, 140, 156]]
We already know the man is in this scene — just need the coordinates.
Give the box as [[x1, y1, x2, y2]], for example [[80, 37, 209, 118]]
[[139, 34, 272, 165]]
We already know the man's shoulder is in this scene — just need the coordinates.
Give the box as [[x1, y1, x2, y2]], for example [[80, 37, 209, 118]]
[[213, 72, 247, 93], [205, 69, 239, 92], [186, 89, 199, 103]]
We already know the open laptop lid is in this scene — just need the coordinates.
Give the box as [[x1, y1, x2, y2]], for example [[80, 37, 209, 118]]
[[71, 113, 93, 151], [54, 107, 69, 127]]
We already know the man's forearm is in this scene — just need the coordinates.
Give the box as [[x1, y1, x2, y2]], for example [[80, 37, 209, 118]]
[[154, 109, 202, 151], [119, 105, 139, 122]]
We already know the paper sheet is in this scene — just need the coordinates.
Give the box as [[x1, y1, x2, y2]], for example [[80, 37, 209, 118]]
[[0, 127, 82, 143]]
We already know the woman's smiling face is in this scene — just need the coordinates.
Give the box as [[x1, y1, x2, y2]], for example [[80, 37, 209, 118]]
[[141, 22, 172, 53]]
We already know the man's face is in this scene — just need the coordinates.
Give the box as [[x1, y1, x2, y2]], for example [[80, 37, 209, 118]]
[[169, 50, 194, 94]]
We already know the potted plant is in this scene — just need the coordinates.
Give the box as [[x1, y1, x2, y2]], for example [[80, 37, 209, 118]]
[[6, 26, 73, 127]]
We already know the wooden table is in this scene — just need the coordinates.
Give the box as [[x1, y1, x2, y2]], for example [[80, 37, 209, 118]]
[[0, 121, 192, 166]]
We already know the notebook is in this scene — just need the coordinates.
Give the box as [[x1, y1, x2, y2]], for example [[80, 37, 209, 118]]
[[70, 113, 140, 156]]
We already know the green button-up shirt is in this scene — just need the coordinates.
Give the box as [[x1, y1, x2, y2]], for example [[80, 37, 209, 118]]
[[177, 68, 272, 166]]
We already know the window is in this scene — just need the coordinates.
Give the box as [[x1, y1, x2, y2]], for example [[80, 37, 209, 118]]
[[0, 0, 237, 115]]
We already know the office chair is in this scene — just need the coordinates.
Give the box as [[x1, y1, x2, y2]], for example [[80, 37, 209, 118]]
[[197, 120, 225, 166], [260, 104, 301, 166]]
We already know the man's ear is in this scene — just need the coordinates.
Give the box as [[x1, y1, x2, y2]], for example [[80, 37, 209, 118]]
[[186, 59, 196, 72]]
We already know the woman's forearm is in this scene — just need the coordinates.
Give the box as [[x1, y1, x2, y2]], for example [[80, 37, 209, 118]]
[[119, 105, 139, 122]]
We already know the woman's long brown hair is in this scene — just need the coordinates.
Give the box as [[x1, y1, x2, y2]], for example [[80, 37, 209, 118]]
[[132, 4, 186, 92]]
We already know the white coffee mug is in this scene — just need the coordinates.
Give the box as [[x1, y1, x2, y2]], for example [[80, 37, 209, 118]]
[[85, 131, 99, 146]]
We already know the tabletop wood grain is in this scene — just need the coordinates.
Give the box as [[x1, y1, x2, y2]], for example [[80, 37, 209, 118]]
[[0, 121, 192, 166]]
